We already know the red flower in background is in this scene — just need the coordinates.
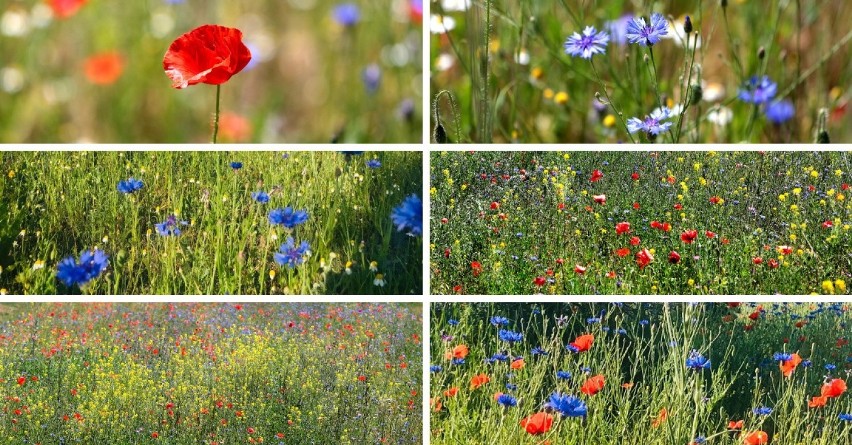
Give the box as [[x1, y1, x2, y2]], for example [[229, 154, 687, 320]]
[[590, 169, 603, 182], [743, 431, 768, 445], [471, 261, 482, 276], [48, 0, 88, 19], [631, 172, 640, 181], [520, 412, 553, 435], [615, 222, 631, 235], [470, 373, 490, 389], [821, 378, 847, 398], [616, 247, 630, 257], [636, 248, 653, 268], [680, 230, 698, 244], [779, 353, 802, 377], [593, 194, 606, 205], [668, 251, 681, 264], [580, 374, 605, 396], [533, 276, 546, 287], [163, 25, 252, 89], [83, 52, 124, 85], [574, 265, 587, 275], [568, 334, 594, 352]]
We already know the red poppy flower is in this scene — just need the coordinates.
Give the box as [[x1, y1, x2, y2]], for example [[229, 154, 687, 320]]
[[16, 376, 26, 386], [49, 0, 88, 19], [520, 412, 553, 435], [776, 245, 793, 255], [743, 431, 768, 445], [821, 378, 847, 398], [590, 169, 603, 182], [569, 334, 594, 352], [471, 261, 482, 276], [808, 396, 827, 408], [668, 251, 681, 264], [83, 52, 124, 85], [661, 222, 672, 232], [593, 194, 606, 205], [630, 236, 641, 246], [357, 375, 366, 381], [631, 172, 640, 181], [709, 196, 721, 204], [163, 25, 252, 89], [651, 408, 667, 427], [580, 374, 605, 396], [752, 257, 763, 265], [632, 202, 640, 209], [680, 230, 698, 244], [444, 248, 451, 258], [218, 112, 252, 142], [533, 276, 546, 287], [767, 259, 779, 269], [667, 175, 676, 184], [728, 420, 744, 430], [636, 248, 653, 269], [705, 231, 716, 238], [510, 358, 525, 369], [616, 247, 630, 257], [673, 203, 683, 210], [556, 258, 565, 265], [470, 373, 490, 389], [574, 265, 587, 274], [490, 201, 500, 210], [779, 353, 802, 377], [615, 222, 630, 235], [443, 387, 458, 397], [445, 344, 469, 360], [822, 220, 833, 229]]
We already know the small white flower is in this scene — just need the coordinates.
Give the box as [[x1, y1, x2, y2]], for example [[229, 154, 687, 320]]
[[373, 273, 386, 287], [430, 15, 455, 34]]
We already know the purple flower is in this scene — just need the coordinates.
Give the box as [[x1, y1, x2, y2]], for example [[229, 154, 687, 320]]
[[606, 15, 634, 45], [56, 249, 109, 287], [274, 237, 311, 268], [362, 64, 381, 94], [765, 100, 794, 124], [332, 3, 360, 26], [564, 26, 610, 59], [626, 13, 669, 46], [155, 215, 188, 236], [627, 107, 673, 135], [738, 76, 777, 104]]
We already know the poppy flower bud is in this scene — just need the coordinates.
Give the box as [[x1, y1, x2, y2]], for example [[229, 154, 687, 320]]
[[683, 16, 693, 34], [817, 130, 830, 143], [721, 0, 728, 8], [434, 123, 449, 143], [758, 46, 765, 60]]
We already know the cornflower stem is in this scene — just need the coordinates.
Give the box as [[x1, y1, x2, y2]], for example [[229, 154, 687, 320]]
[[646, 46, 675, 143], [744, 103, 759, 142], [212, 84, 221, 144], [589, 59, 637, 144], [675, 33, 700, 143]]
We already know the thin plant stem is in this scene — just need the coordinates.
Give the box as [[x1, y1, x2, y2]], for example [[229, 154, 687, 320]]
[[589, 59, 637, 144], [212, 84, 221, 144], [646, 46, 676, 143]]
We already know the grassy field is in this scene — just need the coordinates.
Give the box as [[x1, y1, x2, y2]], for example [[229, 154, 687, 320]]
[[0, 0, 422, 143], [0, 302, 422, 444], [430, 0, 851, 143], [431, 302, 852, 445], [0, 151, 422, 295], [430, 151, 851, 295]]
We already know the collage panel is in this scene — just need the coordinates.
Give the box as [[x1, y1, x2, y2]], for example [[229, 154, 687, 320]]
[[431, 150, 851, 295], [0, 0, 423, 143], [430, 0, 850, 143], [0, 302, 423, 444], [430, 302, 852, 445], [0, 150, 423, 295]]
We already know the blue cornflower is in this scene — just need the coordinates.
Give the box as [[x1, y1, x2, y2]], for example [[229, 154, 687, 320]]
[[251, 191, 270, 204], [448, 319, 460, 326], [738, 76, 778, 104], [546, 392, 588, 418], [430, 365, 443, 373], [693, 436, 707, 445], [366, 159, 382, 169], [606, 15, 634, 45], [505, 383, 517, 391], [273, 237, 311, 268], [496, 393, 517, 407], [332, 3, 360, 26], [765, 100, 795, 124], [489, 352, 509, 362], [802, 360, 812, 368], [269, 207, 309, 230], [587, 317, 601, 324], [451, 358, 465, 365], [498, 329, 523, 343], [230, 162, 243, 170], [564, 26, 610, 59], [155, 215, 188, 236], [639, 319, 650, 327], [686, 350, 711, 370], [531, 346, 548, 356], [825, 363, 837, 371], [490, 316, 509, 327], [556, 370, 572, 380], [362, 64, 381, 94], [753, 406, 773, 416], [56, 249, 109, 287], [627, 107, 673, 136], [773, 352, 793, 362], [840, 413, 852, 422], [626, 13, 669, 46], [117, 178, 144, 194], [391, 194, 422, 236]]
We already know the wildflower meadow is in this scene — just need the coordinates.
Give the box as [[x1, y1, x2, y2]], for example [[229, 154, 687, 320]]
[[430, 0, 850, 143], [0, 302, 422, 444], [431, 302, 852, 445], [0, 151, 423, 295], [0, 0, 422, 143], [431, 151, 851, 295]]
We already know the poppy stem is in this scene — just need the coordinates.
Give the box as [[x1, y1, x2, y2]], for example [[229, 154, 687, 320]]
[[212, 84, 221, 144]]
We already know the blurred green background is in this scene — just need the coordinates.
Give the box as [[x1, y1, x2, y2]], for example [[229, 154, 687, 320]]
[[0, 0, 423, 142]]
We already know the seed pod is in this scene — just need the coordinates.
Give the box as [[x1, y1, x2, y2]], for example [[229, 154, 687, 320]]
[[689, 84, 703, 105], [758, 46, 766, 60], [817, 130, 830, 144], [684, 16, 693, 34], [434, 123, 449, 143]]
